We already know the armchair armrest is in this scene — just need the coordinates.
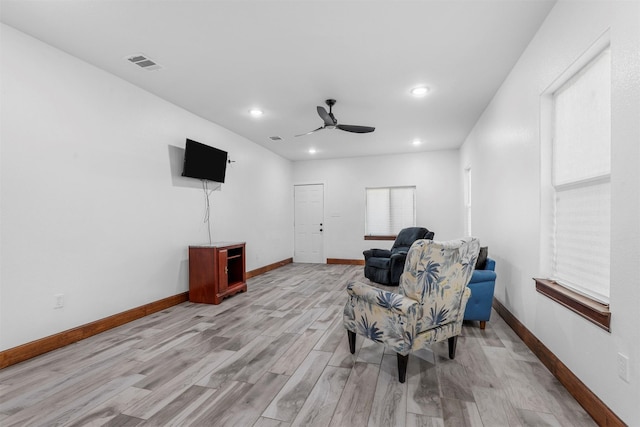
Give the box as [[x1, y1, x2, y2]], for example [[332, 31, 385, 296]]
[[389, 251, 409, 285], [469, 269, 497, 284], [390, 250, 408, 260], [344, 281, 422, 354], [363, 248, 392, 259], [346, 281, 419, 317]]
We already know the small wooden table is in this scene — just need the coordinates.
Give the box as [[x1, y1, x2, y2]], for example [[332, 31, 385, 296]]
[[188, 242, 247, 304]]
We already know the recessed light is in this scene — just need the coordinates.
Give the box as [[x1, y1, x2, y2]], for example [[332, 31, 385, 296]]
[[410, 86, 430, 97], [308, 148, 317, 154], [249, 108, 264, 117], [412, 139, 422, 146]]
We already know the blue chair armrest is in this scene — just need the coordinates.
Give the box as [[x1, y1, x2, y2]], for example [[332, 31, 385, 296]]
[[470, 269, 496, 284]]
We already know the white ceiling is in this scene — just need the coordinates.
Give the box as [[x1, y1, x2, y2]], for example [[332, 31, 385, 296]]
[[0, 0, 555, 161]]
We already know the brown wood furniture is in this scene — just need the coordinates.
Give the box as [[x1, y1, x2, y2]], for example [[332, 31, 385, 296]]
[[189, 242, 247, 304]]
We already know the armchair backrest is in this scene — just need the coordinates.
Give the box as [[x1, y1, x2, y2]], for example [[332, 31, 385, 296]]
[[400, 238, 480, 322], [391, 227, 433, 254]]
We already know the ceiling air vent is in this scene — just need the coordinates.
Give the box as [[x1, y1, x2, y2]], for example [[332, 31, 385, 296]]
[[269, 136, 284, 141], [125, 53, 162, 71]]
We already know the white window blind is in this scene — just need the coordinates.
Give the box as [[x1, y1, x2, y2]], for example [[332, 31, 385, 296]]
[[365, 186, 416, 236], [551, 47, 611, 302]]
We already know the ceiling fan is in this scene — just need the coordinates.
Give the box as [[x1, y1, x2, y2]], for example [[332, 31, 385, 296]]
[[295, 99, 375, 137]]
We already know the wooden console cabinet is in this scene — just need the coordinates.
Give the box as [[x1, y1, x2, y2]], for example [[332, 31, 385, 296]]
[[188, 242, 247, 304]]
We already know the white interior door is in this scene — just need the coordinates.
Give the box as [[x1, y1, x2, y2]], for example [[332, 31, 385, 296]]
[[294, 184, 324, 263]]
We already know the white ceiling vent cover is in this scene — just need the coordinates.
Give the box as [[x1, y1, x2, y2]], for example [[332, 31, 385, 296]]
[[125, 53, 162, 71]]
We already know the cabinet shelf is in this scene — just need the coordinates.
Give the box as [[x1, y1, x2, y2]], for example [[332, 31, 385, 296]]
[[188, 242, 247, 305]]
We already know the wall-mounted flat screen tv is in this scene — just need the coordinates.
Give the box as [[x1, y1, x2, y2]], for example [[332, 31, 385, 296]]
[[182, 138, 228, 183]]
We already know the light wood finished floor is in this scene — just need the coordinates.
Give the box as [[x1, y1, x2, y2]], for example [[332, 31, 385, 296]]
[[0, 264, 596, 426]]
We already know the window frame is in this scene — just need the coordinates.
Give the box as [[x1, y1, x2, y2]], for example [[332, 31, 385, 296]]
[[364, 186, 416, 239], [538, 35, 612, 331], [464, 166, 472, 236]]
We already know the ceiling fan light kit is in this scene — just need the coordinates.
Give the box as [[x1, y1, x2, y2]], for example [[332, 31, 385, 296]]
[[295, 99, 375, 137]]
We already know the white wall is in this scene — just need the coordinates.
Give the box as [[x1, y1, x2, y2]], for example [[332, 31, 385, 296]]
[[292, 150, 464, 260], [460, 1, 640, 423], [0, 25, 293, 351]]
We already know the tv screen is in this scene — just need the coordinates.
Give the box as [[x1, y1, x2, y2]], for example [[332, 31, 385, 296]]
[[182, 139, 228, 183]]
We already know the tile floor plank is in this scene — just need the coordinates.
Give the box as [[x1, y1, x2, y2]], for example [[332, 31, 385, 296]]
[[368, 353, 407, 427], [290, 365, 351, 427], [329, 361, 379, 427], [263, 350, 332, 422]]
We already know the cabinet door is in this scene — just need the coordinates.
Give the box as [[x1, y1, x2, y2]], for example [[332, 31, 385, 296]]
[[217, 249, 228, 292]]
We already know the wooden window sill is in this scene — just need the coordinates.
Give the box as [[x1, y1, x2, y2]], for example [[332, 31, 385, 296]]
[[534, 278, 611, 332], [364, 235, 397, 241]]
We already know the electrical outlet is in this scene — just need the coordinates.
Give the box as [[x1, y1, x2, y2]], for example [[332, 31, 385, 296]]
[[617, 353, 629, 383], [54, 293, 64, 309]]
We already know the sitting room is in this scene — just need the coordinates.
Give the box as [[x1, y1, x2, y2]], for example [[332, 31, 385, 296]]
[[1, 1, 638, 425]]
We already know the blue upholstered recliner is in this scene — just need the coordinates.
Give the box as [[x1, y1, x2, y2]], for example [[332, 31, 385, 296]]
[[463, 258, 496, 329], [363, 227, 434, 286]]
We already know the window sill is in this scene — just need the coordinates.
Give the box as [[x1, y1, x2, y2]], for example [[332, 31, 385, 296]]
[[364, 235, 396, 241], [534, 278, 611, 332]]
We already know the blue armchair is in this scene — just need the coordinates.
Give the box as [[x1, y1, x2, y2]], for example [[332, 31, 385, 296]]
[[463, 258, 496, 329], [363, 227, 435, 286]]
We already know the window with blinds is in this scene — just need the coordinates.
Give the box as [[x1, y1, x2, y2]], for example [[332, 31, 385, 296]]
[[365, 186, 416, 236], [551, 47, 611, 303], [464, 167, 472, 236]]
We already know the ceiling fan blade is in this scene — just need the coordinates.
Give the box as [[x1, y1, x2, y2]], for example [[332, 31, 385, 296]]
[[336, 124, 375, 133], [295, 126, 324, 137], [317, 106, 336, 126]]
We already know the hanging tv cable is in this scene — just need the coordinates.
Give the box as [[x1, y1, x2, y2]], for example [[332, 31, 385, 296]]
[[202, 180, 215, 245]]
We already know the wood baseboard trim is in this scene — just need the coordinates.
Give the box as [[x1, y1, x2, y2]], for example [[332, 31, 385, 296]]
[[0, 292, 189, 369], [246, 257, 293, 279], [326, 258, 365, 265], [492, 298, 624, 427]]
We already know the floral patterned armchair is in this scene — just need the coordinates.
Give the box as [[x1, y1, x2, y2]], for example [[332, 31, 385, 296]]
[[343, 237, 480, 383]]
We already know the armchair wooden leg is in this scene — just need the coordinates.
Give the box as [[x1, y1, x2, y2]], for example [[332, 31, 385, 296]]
[[448, 336, 458, 359], [480, 321, 486, 330], [397, 353, 409, 383], [347, 330, 356, 354]]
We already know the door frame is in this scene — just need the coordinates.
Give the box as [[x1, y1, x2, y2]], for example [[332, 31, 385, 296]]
[[293, 182, 326, 263]]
